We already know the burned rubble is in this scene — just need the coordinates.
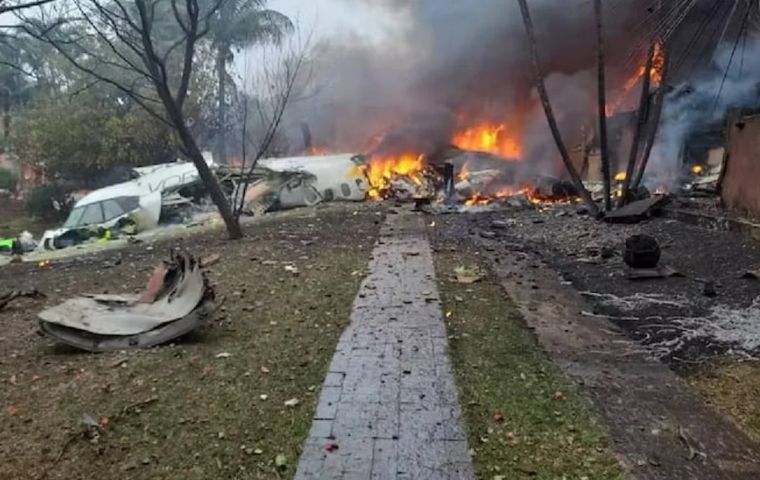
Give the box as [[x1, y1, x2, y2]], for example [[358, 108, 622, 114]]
[[430, 202, 760, 366]]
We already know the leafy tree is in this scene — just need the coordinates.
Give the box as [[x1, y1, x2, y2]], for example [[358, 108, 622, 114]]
[[22, 0, 247, 239], [0, 167, 16, 190], [208, 0, 292, 163], [12, 98, 177, 187]]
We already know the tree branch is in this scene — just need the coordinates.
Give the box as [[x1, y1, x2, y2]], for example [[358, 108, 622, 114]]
[[0, 0, 55, 15]]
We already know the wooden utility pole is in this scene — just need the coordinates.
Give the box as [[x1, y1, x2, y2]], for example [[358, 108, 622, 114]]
[[517, 0, 600, 217], [594, 0, 612, 211], [619, 44, 655, 206], [633, 42, 670, 190]]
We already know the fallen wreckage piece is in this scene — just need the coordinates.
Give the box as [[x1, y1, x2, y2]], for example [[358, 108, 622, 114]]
[[38, 252, 214, 352]]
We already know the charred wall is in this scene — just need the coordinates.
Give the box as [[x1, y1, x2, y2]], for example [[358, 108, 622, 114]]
[[721, 114, 760, 217]]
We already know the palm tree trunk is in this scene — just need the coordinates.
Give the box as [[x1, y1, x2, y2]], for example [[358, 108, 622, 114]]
[[517, 0, 600, 217], [619, 44, 654, 206], [594, 0, 612, 212], [216, 44, 228, 165]]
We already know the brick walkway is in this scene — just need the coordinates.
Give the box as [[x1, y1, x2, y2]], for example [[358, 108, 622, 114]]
[[294, 213, 474, 480]]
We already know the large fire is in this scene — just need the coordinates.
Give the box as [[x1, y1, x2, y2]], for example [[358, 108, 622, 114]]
[[607, 41, 666, 117], [452, 122, 522, 159], [462, 185, 580, 208], [360, 153, 426, 199]]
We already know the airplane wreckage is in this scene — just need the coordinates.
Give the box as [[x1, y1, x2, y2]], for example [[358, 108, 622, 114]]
[[24, 153, 374, 351], [33, 153, 370, 251]]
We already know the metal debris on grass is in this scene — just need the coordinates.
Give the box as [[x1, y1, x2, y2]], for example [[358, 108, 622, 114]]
[[38, 251, 214, 352]]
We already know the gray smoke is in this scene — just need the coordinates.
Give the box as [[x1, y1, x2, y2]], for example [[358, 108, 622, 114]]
[[648, 33, 760, 188], [281, 1, 656, 178]]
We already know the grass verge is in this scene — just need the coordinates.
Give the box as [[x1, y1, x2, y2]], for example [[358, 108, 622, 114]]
[[0, 208, 381, 480], [689, 360, 760, 443], [434, 251, 624, 480]]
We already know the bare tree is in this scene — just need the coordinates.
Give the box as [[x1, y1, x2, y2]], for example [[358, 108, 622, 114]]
[[517, 0, 600, 217], [232, 34, 309, 219], [0, 0, 55, 15], [21, 0, 244, 239]]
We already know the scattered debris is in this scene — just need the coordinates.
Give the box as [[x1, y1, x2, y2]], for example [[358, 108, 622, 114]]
[[741, 269, 760, 280], [624, 235, 661, 269], [38, 252, 214, 352], [284, 398, 300, 408], [275, 453, 288, 471], [200, 253, 221, 267], [627, 265, 682, 281], [0, 289, 45, 311], [703, 281, 719, 298], [454, 265, 485, 284], [580, 291, 688, 310], [605, 195, 669, 224], [678, 426, 707, 461]]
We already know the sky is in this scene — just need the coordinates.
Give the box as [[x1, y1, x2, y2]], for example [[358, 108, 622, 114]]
[[266, 0, 403, 44], [235, 0, 406, 86]]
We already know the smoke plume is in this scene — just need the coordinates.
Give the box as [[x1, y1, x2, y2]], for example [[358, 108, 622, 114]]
[[281, 0, 757, 185], [648, 34, 760, 188]]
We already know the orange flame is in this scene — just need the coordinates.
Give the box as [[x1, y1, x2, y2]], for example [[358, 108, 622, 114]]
[[306, 146, 330, 156], [452, 123, 522, 159], [462, 185, 581, 208], [359, 153, 426, 200], [458, 163, 471, 181], [607, 41, 665, 117]]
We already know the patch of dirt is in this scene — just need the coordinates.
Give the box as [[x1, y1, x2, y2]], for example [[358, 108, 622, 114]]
[[0, 206, 383, 480]]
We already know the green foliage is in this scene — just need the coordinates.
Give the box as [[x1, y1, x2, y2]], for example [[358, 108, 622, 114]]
[[24, 184, 73, 220], [11, 99, 178, 187], [0, 168, 16, 190]]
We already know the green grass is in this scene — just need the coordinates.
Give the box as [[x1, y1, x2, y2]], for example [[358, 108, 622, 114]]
[[435, 252, 624, 480], [0, 210, 380, 480], [689, 360, 760, 444]]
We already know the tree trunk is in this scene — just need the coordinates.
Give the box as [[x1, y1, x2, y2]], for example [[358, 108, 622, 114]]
[[517, 0, 600, 217], [619, 43, 655, 206], [157, 78, 242, 240], [178, 118, 242, 239], [594, 0, 612, 211], [1, 89, 10, 142], [215, 45, 228, 165]]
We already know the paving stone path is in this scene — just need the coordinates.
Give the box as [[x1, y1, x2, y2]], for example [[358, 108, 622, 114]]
[[294, 213, 474, 480]]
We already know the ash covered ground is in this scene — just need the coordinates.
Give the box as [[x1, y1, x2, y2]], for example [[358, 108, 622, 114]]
[[429, 203, 760, 366]]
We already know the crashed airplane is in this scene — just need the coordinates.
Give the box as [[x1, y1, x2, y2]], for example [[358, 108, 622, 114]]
[[37, 153, 370, 250], [38, 157, 214, 250]]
